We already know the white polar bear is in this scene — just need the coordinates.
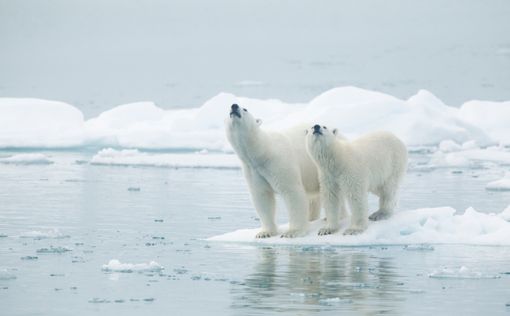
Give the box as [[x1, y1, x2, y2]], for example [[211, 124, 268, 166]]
[[225, 104, 320, 238], [305, 124, 408, 235]]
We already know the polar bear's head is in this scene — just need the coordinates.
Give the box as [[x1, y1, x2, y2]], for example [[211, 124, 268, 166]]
[[305, 124, 339, 161], [225, 104, 262, 135]]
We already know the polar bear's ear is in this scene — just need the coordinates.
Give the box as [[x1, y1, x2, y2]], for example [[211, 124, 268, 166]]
[[256, 118, 262, 126], [332, 128, 338, 135]]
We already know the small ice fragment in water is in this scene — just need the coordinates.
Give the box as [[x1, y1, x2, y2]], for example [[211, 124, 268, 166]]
[[88, 298, 110, 304], [404, 244, 434, 251], [319, 297, 353, 305], [36, 246, 72, 254], [154, 219, 164, 222], [101, 259, 164, 273], [0, 269, 16, 280], [208, 216, 221, 220], [143, 298, 155, 302], [429, 266, 501, 279], [20, 256, 38, 260], [20, 228, 69, 239]]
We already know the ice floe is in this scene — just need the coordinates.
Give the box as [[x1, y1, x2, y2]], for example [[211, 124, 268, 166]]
[[0, 153, 54, 165], [428, 142, 510, 168], [101, 259, 164, 273], [90, 148, 241, 169], [208, 206, 510, 246], [0, 87, 509, 150], [19, 228, 69, 239], [486, 173, 510, 191], [429, 266, 500, 279]]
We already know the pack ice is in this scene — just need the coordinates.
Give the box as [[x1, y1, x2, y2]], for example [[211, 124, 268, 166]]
[[0, 87, 508, 150]]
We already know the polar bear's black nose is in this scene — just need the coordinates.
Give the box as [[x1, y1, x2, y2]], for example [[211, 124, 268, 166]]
[[313, 125, 321, 131], [231, 104, 239, 111]]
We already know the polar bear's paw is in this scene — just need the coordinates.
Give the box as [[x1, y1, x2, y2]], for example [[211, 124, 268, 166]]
[[255, 231, 275, 238], [318, 227, 338, 236], [343, 227, 365, 235], [280, 229, 305, 238], [369, 210, 392, 221]]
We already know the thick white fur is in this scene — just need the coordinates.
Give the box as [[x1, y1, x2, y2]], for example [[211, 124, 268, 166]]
[[225, 107, 320, 238], [306, 126, 408, 235]]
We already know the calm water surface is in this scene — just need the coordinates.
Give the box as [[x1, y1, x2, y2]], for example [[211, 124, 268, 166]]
[[1, 151, 510, 315]]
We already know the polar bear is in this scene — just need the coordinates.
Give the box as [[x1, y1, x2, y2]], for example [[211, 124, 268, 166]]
[[225, 104, 321, 238], [305, 124, 408, 235]]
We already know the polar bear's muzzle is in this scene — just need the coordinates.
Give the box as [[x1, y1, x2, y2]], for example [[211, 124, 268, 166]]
[[312, 124, 323, 135], [230, 103, 242, 118]]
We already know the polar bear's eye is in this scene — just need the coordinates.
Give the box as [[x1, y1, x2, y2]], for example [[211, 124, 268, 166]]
[[243, 108, 247, 112], [323, 126, 327, 129]]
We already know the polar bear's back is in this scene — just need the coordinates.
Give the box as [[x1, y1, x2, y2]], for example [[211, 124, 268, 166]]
[[350, 131, 408, 187]]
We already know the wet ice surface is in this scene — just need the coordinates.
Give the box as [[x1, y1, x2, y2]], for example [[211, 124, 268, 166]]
[[1, 150, 510, 315]]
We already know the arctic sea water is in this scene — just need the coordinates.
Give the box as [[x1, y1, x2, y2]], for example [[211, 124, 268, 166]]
[[1, 148, 510, 315]]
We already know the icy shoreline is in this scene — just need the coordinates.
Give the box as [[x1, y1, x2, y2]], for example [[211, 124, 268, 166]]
[[208, 206, 510, 247], [1, 86, 509, 150]]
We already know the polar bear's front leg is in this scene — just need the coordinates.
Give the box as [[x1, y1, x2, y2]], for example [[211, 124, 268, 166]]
[[318, 185, 342, 236], [281, 187, 309, 238], [308, 196, 321, 221], [344, 188, 369, 235], [246, 171, 278, 238]]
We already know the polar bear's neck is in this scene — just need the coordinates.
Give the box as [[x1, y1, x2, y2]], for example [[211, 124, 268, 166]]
[[314, 139, 349, 172], [230, 128, 270, 165]]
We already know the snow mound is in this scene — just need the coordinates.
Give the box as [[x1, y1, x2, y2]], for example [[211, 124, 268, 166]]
[[101, 259, 164, 273], [208, 206, 510, 246], [0, 98, 84, 148], [459, 100, 510, 146], [0, 153, 54, 165], [486, 173, 510, 191], [429, 266, 500, 279], [90, 148, 241, 169], [1, 86, 509, 149]]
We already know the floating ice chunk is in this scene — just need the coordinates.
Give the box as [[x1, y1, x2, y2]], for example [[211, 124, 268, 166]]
[[90, 148, 241, 169], [0, 154, 53, 165], [0, 268, 16, 280], [429, 146, 510, 168], [438, 140, 462, 153], [318, 297, 353, 305], [459, 100, 510, 145], [20, 228, 69, 239], [403, 244, 434, 251], [0, 98, 85, 148], [101, 259, 164, 273], [429, 266, 500, 279], [486, 173, 510, 191], [36, 246, 72, 254], [499, 205, 510, 221], [208, 206, 510, 246]]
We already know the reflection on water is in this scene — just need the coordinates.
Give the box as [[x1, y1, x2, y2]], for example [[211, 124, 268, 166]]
[[232, 246, 404, 314]]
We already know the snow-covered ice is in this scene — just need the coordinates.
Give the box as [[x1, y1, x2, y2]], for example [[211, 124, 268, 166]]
[[208, 206, 510, 246], [101, 259, 164, 273], [0, 86, 509, 150], [0, 153, 54, 165], [486, 173, 510, 191], [90, 148, 241, 169]]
